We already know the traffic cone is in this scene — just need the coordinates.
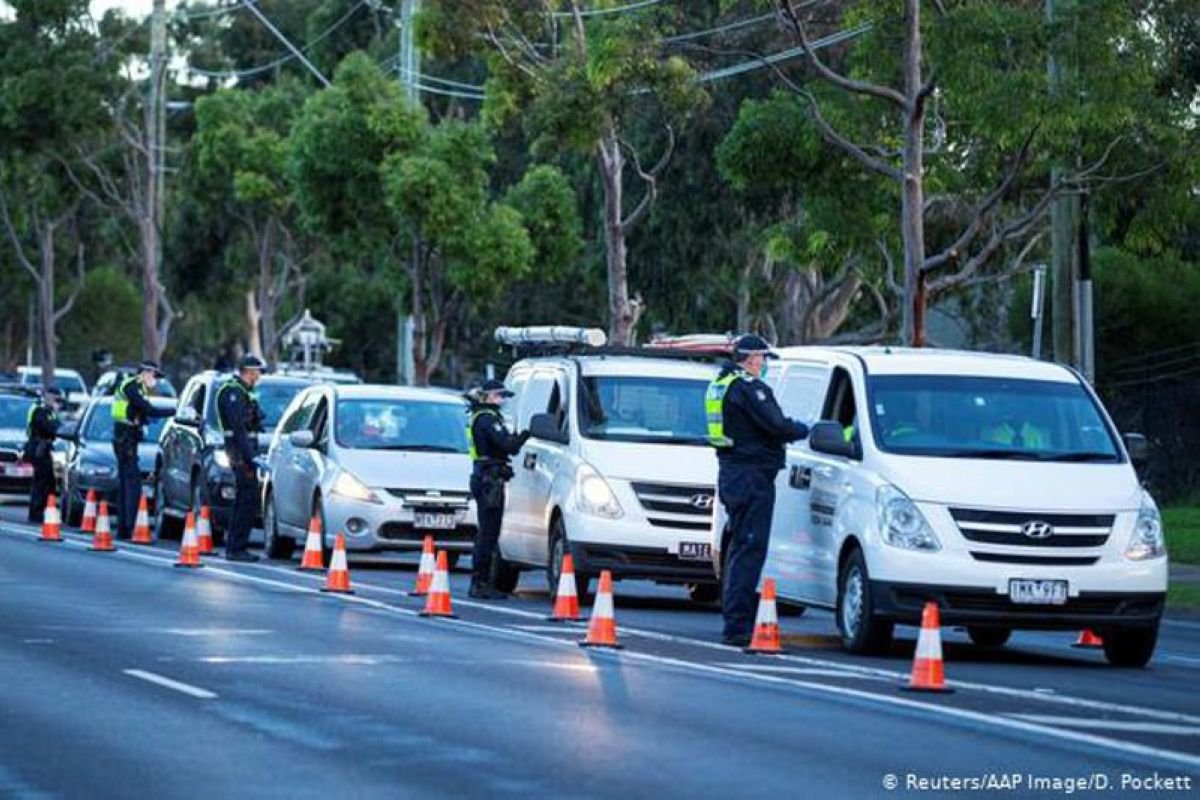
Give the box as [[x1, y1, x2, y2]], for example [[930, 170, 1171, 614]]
[[903, 602, 953, 693], [579, 570, 622, 649], [298, 516, 324, 571], [320, 533, 354, 594], [40, 494, 62, 542], [1072, 629, 1104, 649], [174, 510, 203, 568], [89, 501, 116, 552], [80, 489, 98, 533], [744, 578, 784, 654], [131, 490, 153, 545], [196, 505, 214, 555], [419, 551, 456, 618], [408, 535, 436, 596], [547, 554, 581, 622]]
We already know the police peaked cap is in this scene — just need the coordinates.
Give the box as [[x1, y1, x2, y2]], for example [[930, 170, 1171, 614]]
[[479, 379, 514, 398], [238, 354, 268, 371], [733, 334, 779, 360], [138, 360, 165, 377]]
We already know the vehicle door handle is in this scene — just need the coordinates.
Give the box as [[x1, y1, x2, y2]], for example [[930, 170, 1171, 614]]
[[789, 465, 812, 490], [523, 452, 537, 470], [812, 465, 836, 480]]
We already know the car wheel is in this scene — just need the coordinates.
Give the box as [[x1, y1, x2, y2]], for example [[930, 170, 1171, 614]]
[[262, 490, 295, 560], [1102, 623, 1159, 668], [967, 626, 1012, 648], [152, 471, 180, 540], [836, 548, 894, 655], [547, 516, 591, 600], [686, 582, 720, 604], [64, 487, 81, 527]]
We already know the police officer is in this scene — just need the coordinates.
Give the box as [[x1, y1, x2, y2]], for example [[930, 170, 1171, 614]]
[[24, 389, 61, 523], [707, 335, 809, 646], [216, 355, 266, 563], [113, 361, 173, 539], [466, 379, 530, 599]]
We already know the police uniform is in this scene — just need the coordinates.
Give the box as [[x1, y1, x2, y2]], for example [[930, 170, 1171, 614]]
[[24, 393, 60, 523], [466, 380, 530, 599], [112, 362, 173, 539], [216, 357, 265, 562], [707, 336, 808, 646]]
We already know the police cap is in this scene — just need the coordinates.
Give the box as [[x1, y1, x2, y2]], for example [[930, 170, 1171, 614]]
[[479, 378, 514, 398], [138, 359, 165, 377], [733, 334, 779, 361], [238, 354, 268, 372]]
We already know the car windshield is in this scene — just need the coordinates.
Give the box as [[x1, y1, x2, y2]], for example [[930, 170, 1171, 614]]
[[579, 376, 710, 445], [85, 403, 169, 442], [867, 375, 1121, 462], [206, 379, 308, 430], [0, 395, 35, 429], [22, 373, 85, 394], [335, 398, 468, 452]]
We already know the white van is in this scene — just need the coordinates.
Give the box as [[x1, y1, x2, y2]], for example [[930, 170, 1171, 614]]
[[493, 328, 721, 601], [712, 347, 1167, 667]]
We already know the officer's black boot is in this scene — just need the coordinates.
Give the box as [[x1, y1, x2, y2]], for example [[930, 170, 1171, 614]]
[[468, 559, 508, 601]]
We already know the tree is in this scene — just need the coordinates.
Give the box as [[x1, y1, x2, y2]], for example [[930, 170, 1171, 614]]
[[421, 1, 708, 345]]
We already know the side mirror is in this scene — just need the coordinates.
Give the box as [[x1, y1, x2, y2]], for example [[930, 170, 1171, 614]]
[[529, 413, 568, 445], [256, 432, 273, 451], [176, 406, 199, 426], [289, 430, 315, 448], [809, 421, 861, 460], [1122, 432, 1148, 469]]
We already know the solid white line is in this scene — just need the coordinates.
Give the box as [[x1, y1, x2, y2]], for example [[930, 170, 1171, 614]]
[[123, 669, 217, 699], [1008, 714, 1200, 737]]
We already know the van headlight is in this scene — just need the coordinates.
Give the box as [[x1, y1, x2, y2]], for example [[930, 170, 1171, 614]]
[[876, 485, 940, 552], [332, 470, 382, 505], [213, 450, 231, 469], [1126, 493, 1166, 561], [576, 465, 623, 519]]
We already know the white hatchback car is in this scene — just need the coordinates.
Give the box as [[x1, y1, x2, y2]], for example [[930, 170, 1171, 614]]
[[263, 384, 476, 565], [712, 347, 1167, 667]]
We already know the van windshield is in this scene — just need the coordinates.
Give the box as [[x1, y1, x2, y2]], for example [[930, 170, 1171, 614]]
[[579, 376, 710, 445], [867, 375, 1121, 462]]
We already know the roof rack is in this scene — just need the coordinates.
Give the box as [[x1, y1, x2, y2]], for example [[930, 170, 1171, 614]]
[[494, 326, 732, 363]]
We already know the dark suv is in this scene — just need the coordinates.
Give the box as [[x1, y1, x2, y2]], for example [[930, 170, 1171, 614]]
[[153, 372, 313, 540]]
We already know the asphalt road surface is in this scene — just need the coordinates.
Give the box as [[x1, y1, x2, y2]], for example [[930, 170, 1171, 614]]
[[1, 504, 1198, 799]]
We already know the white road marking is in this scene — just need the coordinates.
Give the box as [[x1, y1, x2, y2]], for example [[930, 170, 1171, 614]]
[[511, 624, 586, 633], [718, 663, 887, 681], [1164, 654, 1200, 666], [1008, 714, 1200, 737], [197, 654, 409, 665], [123, 669, 217, 699]]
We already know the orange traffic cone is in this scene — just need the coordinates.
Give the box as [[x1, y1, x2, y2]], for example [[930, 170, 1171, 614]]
[[419, 551, 456, 618], [298, 516, 324, 571], [548, 554, 582, 622], [580, 570, 622, 649], [408, 535, 436, 597], [321, 533, 354, 594], [40, 494, 62, 542], [174, 510, 203, 568], [196, 505, 214, 555], [80, 489, 98, 533], [904, 602, 952, 693], [131, 490, 153, 544], [89, 501, 116, 552], [1072, 629, 1104, 649], [745, 578, 784, 654]]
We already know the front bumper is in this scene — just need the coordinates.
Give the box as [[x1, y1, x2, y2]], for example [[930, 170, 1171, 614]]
[[870, 580, 1165, 630], [324, 493, 477, 554], [562, 509, 718, 584]]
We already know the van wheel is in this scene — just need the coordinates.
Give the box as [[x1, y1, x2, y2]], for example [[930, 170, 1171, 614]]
[[262, 490, 294, 560], [967, 627, 1011, 648], [837, 548, 894, 655], [548, 517, 591, 600], [687, 582, 720, 604], [1103, 623, 1159, 668]]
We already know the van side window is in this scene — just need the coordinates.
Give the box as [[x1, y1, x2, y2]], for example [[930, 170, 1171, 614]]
[[547, 373, 569, 432], [281, 393, 318, 434], [503, 369, 530, 426], [775, 365, 829, 423], [821, 367, 859, 433], [519, 372, 556, 429], [309, 397, 330, 445]]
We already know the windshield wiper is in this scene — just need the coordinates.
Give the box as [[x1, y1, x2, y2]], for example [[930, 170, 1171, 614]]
[[1036, 451, 1119, 463], [359, 444, 461, 453], [930, 448, 1036, 460]]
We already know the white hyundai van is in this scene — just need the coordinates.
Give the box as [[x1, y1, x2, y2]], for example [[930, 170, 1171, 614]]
[[712, 347, 1167, 667], [492, 327, 722, 601]]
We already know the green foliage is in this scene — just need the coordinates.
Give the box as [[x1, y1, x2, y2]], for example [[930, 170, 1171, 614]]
[[57, 267, 142, 370], [505, 165, 582, 278], [1164, 506, 1200, 565]]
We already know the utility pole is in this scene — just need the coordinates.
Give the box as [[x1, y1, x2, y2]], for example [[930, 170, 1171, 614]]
[[1047, 0, 1078, 368], [399, 0, 420, 104], [1077, 191, 1095, 382], [144, 0, 167, 360]]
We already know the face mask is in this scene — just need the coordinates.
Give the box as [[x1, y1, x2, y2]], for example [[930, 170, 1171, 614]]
[[760, 362, 769, 379], [144, 375, 157, 390]]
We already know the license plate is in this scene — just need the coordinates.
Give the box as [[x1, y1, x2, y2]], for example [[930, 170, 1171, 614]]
[[679, 541, 711, 561], [3, 464, 32, 478], [1009, 579, 1068, 605], [414, 511, 456, 530]]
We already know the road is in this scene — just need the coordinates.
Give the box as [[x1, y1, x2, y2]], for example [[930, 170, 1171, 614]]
[[1, 503, 1198, 799]]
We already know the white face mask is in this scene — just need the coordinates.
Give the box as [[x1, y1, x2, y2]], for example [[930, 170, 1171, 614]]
[[143, 374, 158, 390]]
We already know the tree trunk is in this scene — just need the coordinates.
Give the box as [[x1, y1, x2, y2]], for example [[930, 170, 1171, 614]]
[[900, 0, 928, 347], [410, 241, 429, 386], [37, 223, 57, 389], [254, 218, 277, 363], [597, 131, 641, 346], [245, 289, 263, 360]]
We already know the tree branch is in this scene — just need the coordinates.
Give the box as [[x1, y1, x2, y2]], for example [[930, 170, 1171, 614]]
[[0, 183, 38, 279], [53, 236, 86, 324], [618, 125, 675, 231]]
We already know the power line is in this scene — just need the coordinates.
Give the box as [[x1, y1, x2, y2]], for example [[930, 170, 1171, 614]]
[[663, 12, 777, 44], [552, 0, 664, 18], [416, 83, 484, 100], [399, 67, 484, 92], [696, 23, 873, 83]]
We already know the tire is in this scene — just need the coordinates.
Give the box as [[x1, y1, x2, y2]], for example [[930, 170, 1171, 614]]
[[836, 548, 894, 655], [262, 490, 294, 560], [1102, 623, 1159, 668], [152, 470, 180, 540], [967, 626, 1012, 648], [547, 516, 591, 600], [64, 488, 81, 527], [687, 582, 721, 604]]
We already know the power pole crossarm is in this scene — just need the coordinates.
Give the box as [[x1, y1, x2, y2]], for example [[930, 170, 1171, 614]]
[[241, 0, 331, 88]]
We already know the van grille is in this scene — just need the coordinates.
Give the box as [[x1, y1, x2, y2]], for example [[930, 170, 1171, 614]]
[[631, 482, 715, 530], [949, 507, 1113, 548], [969, 552, 1100, 567]]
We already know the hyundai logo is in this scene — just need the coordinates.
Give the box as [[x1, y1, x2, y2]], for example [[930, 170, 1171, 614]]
[[1021, 520, 1055, 539], [690, 494, 714, 511]]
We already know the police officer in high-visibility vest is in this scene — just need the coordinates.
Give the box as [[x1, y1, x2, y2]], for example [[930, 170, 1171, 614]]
[[466, 379, 530, 599], [24, 389, 61, 523], [216, 354, 266, 562], [707, 335, 809, 646], [113, 361, 173, 539]]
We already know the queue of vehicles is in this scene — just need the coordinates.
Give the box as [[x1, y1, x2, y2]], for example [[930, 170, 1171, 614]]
[[0, 326, 1170, 667]]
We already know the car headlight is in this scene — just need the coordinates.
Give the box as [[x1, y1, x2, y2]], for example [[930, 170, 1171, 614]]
[[575, 464, 623, 519], [876, 485, 940, 552], [80, 464, 115, 478], [1126, 493, 1166, 561], [213, 450, 231, 469], [331, 470, 382, 505]]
